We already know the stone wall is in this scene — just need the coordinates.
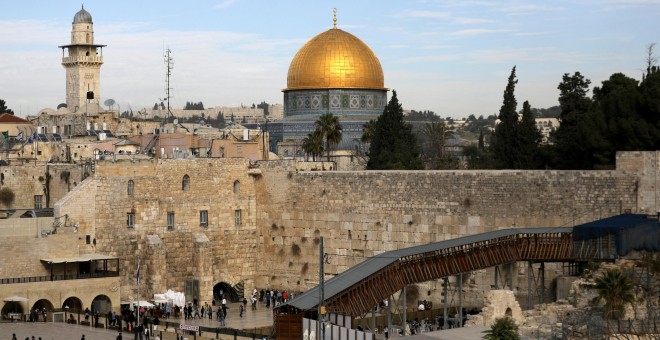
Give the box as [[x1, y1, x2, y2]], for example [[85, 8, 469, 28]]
[[32, 151, 656, 310], [0, 163, 83, 209], [0, 233, 80, 278], [254, 165, 638, 295], [87, 158, 260, 304]]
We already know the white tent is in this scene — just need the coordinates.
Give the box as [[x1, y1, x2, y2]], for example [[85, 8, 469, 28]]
[[154, 289, 185, 307]]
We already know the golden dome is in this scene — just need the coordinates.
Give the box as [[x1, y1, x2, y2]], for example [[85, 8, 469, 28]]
[[285, 28, 385, 91]]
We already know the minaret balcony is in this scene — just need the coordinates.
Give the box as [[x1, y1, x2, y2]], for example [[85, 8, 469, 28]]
[[61, 55, 104, 65]]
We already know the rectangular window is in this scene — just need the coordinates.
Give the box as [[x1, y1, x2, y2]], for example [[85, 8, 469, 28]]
[[167, 212, 175, 230], [200, 210, 208, 227], [235, 209, 242, 226], [34, 195, 44, 209], [236, 145, 243, 155], [127, 213, 135, 228]]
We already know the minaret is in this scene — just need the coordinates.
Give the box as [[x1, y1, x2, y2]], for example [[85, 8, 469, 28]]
[[59, 5, 106, 114]]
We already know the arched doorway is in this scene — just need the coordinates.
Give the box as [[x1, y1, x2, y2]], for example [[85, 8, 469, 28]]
[[505, 307, 513, 317], [213, 282, 240, 303], [32, 299, 55, 322], [91, 295, 112, 313], [63, 296, 83, 313], [1, 302, 24, 318]]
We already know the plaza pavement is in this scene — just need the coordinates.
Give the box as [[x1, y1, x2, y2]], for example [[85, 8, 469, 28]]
[[0, 302, 275, 340], [0, 302, 489, 340]]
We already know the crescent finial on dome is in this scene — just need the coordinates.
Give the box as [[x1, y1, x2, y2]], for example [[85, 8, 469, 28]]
[[333, 8, 337, 29]]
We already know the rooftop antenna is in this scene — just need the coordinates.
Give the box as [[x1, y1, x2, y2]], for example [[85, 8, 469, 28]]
[[164, 47, 174, 124]]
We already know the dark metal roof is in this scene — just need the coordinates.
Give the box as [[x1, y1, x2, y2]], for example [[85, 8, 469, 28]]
[[573, 214, 660, 255], [285, 227, 572, 311], [73, 5, 93, 24]]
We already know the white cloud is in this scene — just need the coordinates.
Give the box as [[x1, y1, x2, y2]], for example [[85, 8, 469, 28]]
[[214, 0, 237, 10], [396, 54, 460, 64], [396, 9, 494, 24], [449, 28, 510, 36]]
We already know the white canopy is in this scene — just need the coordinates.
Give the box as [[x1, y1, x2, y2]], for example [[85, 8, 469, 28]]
[[3, 295, 28, 302], [120, 300, 155, 308]]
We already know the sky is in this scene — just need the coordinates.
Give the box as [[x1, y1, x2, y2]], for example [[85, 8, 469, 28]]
[[1, 0, 659, 119]]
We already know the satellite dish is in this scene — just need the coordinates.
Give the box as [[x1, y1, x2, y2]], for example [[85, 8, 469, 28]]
[[57, 103, 67, 109], [104, 99, 116, 109]]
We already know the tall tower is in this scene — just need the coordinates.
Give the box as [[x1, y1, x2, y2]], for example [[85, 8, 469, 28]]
[[59, 5, 106, 114]]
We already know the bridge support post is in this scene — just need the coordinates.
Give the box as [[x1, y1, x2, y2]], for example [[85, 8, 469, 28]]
[[509, 262, 514, 290], [527, 261, 532, 310], [540, 262, 545, 304], [387, 297, 391, 335], [494, 266, 499, 289], [458, 274, 463, 327], [443, 277, 448, 330], [402, 286, 406, 335], [371, 306, 376, 333]]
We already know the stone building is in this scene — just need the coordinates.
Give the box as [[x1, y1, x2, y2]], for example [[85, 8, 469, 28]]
[[59, 5, 106, 115], [271, 12, 388, 153]]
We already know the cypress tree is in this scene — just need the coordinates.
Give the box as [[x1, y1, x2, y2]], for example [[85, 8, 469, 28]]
[[367, 91, 423, 170], [517, 100, 541, 168], [491, 66, 519, 168]]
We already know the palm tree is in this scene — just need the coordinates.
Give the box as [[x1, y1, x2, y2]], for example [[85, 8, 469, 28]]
[[315, 113, 343, 161], [592, 269, 635, 319], [423, 121, 454, 169], [361, 119, 376, 143], [302, 130, 323, 161], [482, 317, 520, 340]]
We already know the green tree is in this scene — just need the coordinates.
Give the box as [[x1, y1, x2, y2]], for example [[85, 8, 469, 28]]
[[216, 112, 226, 129], [592, 269, 635, 319], [552, 72, 596, 169], [482, 317, 520, 340], [302, 130, 324, 161], [0, 99, 15, 115], [314, 113, 343, 161], [367, 91, 423, 170], [516, 101, 541, 168], [491, 66, 520, 168]]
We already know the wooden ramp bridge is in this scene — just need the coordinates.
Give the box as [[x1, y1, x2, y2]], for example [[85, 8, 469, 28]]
[[275, 214, 660, 339]]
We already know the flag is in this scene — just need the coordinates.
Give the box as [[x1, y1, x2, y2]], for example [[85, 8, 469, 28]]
[[27, 132, 36, 143], [1, 131, 7, 139], [16, 132, 23, 141], [136, 258, 140, 284]]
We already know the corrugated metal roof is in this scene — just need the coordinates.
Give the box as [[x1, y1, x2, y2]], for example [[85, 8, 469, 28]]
[[284, 227, 572, 311]]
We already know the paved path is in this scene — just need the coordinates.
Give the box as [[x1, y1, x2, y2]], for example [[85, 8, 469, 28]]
[[159, 302, 276, 329], [0, 302, 276, 340]]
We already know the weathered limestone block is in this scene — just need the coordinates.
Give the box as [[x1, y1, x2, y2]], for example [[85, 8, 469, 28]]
[[467, 290, 523, 327]]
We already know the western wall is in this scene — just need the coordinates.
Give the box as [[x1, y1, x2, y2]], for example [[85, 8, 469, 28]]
[[43, 151, 659, 310]]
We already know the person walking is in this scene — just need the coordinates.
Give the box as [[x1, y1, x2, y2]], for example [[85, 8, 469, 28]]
[[219, 310, 226, 327]]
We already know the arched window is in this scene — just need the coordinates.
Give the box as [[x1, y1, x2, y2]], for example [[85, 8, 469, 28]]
[[233, 180, 240, 194], [127, 180, 134, 196], [182, 175, 190, 191]]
